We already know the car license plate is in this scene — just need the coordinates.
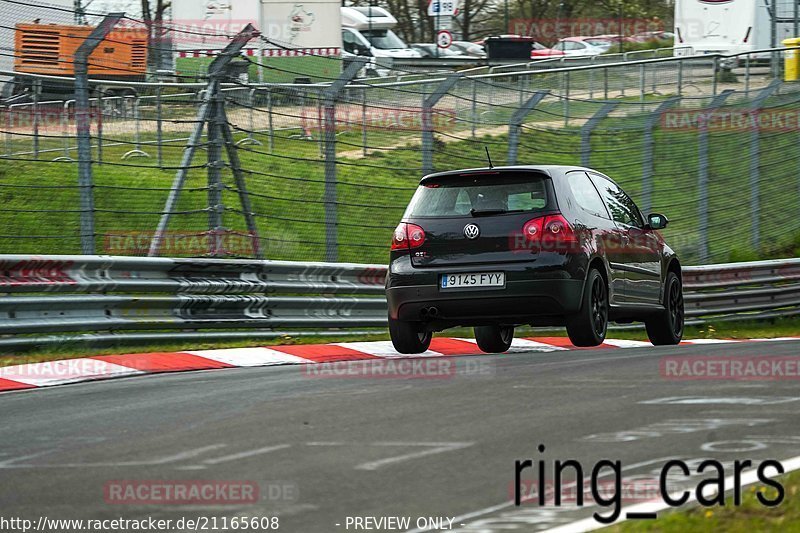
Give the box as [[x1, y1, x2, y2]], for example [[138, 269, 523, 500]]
[[440, 272, 505, 289]]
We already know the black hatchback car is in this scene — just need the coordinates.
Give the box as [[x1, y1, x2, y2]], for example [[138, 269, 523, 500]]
[[386, 165, 684, 353]]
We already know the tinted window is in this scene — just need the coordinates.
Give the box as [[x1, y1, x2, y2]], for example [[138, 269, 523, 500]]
[[404, 173, 552, 218], [567, 172, 608, 219], [590, 174, 644, 227]]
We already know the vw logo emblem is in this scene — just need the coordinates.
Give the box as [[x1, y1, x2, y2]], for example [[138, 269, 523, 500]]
[[464, 224, 480, 240]]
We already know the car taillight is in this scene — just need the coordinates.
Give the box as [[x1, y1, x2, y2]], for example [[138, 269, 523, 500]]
[[542, 214, 577, 244], [391, 223, 426, 251], [520, 214, 577, 251], [522, 217, 544, 242]]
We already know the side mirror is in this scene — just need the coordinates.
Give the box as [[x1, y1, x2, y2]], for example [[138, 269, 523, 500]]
[[647, 213, 669, 230], [356, 44, 372, 56]]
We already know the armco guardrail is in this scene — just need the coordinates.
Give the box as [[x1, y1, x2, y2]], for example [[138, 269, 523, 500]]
[[0, 255, 798, 349]]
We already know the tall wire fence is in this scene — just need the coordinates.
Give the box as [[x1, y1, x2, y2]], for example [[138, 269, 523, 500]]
[[1, 0, 799, 265]]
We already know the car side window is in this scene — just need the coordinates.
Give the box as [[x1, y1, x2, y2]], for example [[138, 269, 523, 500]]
[[589, 173, 644, 227], [567, 171, 609, 219]]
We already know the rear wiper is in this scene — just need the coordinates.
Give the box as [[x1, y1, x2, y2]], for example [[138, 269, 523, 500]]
[[470, 208, 525, 217], [470, 208, 506, 217]]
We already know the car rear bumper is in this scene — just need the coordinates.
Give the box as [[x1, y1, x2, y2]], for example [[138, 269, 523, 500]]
[[387, 278, 584, 325]]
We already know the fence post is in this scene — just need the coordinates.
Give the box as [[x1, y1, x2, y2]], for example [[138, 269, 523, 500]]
[[322, 58, 366, 262], [422, 74, 460, 175], [471, 78, 477, 138], [580, 102, 618, 167], [563, 71, 570, 127], [362, 86, 367, 157], [121, 96, 150, 160], [267, 87, 274, 153], [207, 80, 225, 257], [149, 24, 259, 257], [697, 89, 734, 263], [748, 79, 781, 252], [32, 79, 40, 160], [507, 90, 548, 165], [641, 97, 680, 215], [156, 86, 163, 167], [96, 88, 103, 165], [75, 13, 123, 255]]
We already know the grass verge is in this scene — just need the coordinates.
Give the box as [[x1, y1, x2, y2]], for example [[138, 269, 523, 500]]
[[610, 469, 800, 532]]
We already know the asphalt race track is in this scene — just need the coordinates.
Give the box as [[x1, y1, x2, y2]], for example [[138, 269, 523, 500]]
[[1, 340, 799, 532]]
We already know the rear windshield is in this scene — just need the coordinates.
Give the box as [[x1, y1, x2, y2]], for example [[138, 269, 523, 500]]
[[404, 173, 554, 218]]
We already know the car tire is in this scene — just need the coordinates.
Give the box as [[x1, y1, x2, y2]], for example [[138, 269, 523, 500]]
[[566, 269, 608, 347], [389, 317, 432, 354], [645, 272, 684, 345], [474, 325, 514, 353]]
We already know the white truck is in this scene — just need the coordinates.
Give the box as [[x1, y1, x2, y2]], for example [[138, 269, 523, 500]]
[[170, 0, 345, 82], [340, 6, 420, 59], [674, 0, 796, 58]]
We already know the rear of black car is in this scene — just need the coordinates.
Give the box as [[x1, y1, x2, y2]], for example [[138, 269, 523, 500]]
[[386, 168, 587, 331]]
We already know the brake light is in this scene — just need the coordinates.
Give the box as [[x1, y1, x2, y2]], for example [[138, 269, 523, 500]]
[[391, 223, 426, 251], [542, 214, 577, 244], [519, 214, 577, 251], [522, 217, 544, 241]]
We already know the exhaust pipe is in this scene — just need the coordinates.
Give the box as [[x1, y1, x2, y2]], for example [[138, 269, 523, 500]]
[[419, 307, 440, 320]]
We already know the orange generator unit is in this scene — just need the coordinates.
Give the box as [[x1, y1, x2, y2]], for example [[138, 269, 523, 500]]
[[7, 23, 148, 98]]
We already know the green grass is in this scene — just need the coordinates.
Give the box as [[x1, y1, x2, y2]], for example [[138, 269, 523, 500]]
[[1, 87, 800, 265], [610, 469, 800, 532]]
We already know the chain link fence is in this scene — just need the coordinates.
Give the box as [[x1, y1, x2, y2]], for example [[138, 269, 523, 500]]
[[1, 0, 799, 266]]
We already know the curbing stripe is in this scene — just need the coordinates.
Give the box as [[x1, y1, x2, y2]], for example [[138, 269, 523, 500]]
[[269, 344, 382, 363], [185, 347, 313, 367], [333, 341, 445, 359], [0, 337, 798, 393]]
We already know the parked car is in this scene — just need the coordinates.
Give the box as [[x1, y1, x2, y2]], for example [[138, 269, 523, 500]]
[[531, 42, 565, 58], [386, 165, 684, 353], [552, 37, 609, 56], [411, 43, 469, 58], [631, 31, 676, 43], [450, 40, 486, 58]]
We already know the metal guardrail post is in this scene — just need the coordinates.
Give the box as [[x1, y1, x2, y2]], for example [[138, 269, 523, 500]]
[[471, 79, 477, 139], [563, 71, 570, 127], [580, 102, 618, 167], [267, 87, 274, 153], [749, 79, 782, 252], [641, 97, 680, 215], [712, 57, 718, 97], [32, 79, 40, 160], [4, 103, 10, 157], [697, 89, 734, 264], [122, 96, 150, 160], [677, 60, 683, 96], [639, 63, 646, 108], [156, 87, 163, 167], [234, 89, 262, 147], [75, 13, 124, 255], [422, 74, 460, 175], [362, 87, 368, 157], [507, 90, 548, 165], [322, 58, 366, 262]]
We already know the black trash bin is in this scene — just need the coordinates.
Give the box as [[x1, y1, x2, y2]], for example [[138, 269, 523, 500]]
[[484, 36, 535, 60]]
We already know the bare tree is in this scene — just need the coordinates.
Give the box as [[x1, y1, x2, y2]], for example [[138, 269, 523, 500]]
[[141, 0, 170, 75]]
